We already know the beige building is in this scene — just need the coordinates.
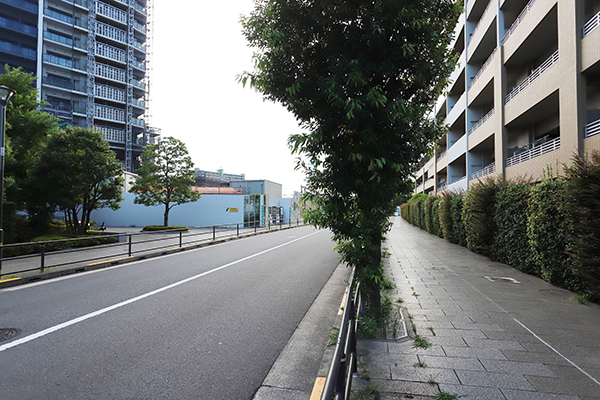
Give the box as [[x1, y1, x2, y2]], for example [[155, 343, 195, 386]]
[[413, 0, 600, 194]]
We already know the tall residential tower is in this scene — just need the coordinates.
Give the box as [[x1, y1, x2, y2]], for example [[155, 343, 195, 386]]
[[0, 0, 159, 172]]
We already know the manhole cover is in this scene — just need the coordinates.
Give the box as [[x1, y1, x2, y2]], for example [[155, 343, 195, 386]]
[[0, 328, 21, 342], [484, 276, 521, 284]]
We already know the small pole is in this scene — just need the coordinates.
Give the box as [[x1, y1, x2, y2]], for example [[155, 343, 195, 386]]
[[237, 223, 239, 236], [40, 244, 46, 273], [128, 235, 132, 257], [213, 226, 216, 240], [179, 231, 182, 247]]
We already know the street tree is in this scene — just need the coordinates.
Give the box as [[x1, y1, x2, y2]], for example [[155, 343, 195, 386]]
[[31, 127, 124, 235], [129, 136, 200, 226], [240, 0, 461, 316], [1, 65, 59, 240]]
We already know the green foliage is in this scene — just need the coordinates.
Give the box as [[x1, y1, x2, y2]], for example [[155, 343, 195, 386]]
[[142, 225, 188, 232], [527, 178, 577, 287], [4, 234, 117, 257], [493, 182, 534, 273], [450, 195, 466, 246], [129, 136, 200, 227], [413, 334, 432, 349], [564, 151, 600, 300], [30, 127, 124, 235], [462, 177, 503, 257], [424, 195, 436, 234], [432, 198, 443, 237], [438, 192, 454, 242], [240, 0, 462, 316]]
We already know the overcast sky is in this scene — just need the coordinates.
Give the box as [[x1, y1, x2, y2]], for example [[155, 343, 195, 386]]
[[151, 1, 306, 197]]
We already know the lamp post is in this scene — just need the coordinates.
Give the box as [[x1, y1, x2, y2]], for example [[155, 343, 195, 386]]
[[0, 85, 15, 277]]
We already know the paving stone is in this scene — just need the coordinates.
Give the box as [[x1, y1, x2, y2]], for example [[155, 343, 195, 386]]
[[437, 383, 506, 399], [463, 337, 527, 351], [443, 346, 509, 360], [501, 349, 573, 366], [390, 365, 460, 384], [417, 355, 485, 371], [373, 379, 440, 396], [387, 342, 446, 356], [479, 358, 556, 377], [455, 369, 535, 390], [423, 328, 488, 338], [500, 388, 583, 400]]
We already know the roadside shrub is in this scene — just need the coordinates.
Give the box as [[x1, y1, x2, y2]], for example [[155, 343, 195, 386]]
[[450, 195, 466, 246], [4, 234, 118, 257], [527, 178, 578, 288], [438, 192, 455, 243], [462, 177, 503, 257], [142, 225, 189, 232], [564, 151, 600, 300], [432, 198, 443, 237], [424, 195, 436, 234], [493, 182, 533, 272]]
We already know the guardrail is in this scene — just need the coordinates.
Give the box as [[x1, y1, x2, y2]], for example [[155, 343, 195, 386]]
[[0, 218, 304, 279], [321, 268, 363, 400]]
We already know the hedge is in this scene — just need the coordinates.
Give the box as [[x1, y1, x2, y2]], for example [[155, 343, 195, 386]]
[[462, 177, 502, 257]]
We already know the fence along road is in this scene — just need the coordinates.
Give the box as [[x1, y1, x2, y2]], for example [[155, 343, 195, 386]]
[[0, 225, 340, 399]]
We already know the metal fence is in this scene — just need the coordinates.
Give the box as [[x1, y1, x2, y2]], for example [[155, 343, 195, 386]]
[[0, 217, 304, 279], [321, 268, 363, 400]]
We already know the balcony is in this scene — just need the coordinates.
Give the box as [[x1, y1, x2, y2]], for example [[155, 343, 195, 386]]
[[584, 12, 600, 37], [505, 50, 558, 104], [501, 0, 537, 45], [468, 108, 495, 135], [506, 136, 560, 167], [95, 104, 125, 123], [134, 2, 147, 15], [132, 79, 146, 90], [96, 42, 126, 63], [469, 162, 495, 181], [131, 118, 145, 128], [468, 48, 497, 91], [43, 75, 87, 92], [95, 62, 126, 83], [585, 119, 600, 138], [44, 9, 88, 30], [96, 1, 128, 24], [98, 126, 125, 143], [96, 21, 127, 43], [62, 0, 89, 7], [43, 53, 87, 72], [95, 83, 125, 102], [0, 41, 36, 61], [133, 20, 147, 33]]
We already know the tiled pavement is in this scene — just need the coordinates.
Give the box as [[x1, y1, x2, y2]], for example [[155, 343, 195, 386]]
[[357, 217, 600, 400]]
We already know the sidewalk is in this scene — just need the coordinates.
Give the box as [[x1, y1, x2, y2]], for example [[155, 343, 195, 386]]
[[358, 217, 600, 400]]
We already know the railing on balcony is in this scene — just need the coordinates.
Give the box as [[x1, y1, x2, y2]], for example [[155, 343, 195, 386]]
[[95, 83, 125, 102], [469, 0, 493, 44], [584, 12, 600, 37], [96, 21, 127, 43], [469, 162, 496, 181], [437, 150, 447, 161], [450, 175, 467, 184], [132, 98, 145, 108], [95, 104, 125, 122], [134, 2, 147, 15], [506, 136, 560, 167], [132, 79, 146, 90], [98, 126, 125, 143], [505, 50, 559, 104], [438, 182, 448, 192], [63, 0, 88, 7], [468, 48, 497, 90], [133, 20, 146, 33], [501, 0, 537, 45], [96, 1, 128, 24], [585, 118, 600, 138], [133, 40, 146, 52], [131, 118, 146, 128], [468, 108, 495, 135], [43, 31, 86, 50], [43, 53, 87, 71], [96, 42, 126, 63], [44, 8, 88, 29], [96, 62, 126, 82], [133, 59, 146, 70]]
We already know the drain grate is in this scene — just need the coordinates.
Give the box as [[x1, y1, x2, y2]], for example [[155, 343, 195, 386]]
[[0, 328, 21, 342], [484, 276, 521, 284]]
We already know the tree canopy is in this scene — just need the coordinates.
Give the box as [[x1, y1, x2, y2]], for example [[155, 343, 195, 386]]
[[241, 0, 461, 316], [31, 127, 124, 235], [129, 136, 200, 226]]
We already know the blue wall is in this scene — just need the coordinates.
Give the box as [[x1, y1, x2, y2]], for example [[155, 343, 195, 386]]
[[90, 193, 244, 227]]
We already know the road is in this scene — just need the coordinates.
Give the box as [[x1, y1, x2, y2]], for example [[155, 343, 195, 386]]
[[0, 226, 339, 399]]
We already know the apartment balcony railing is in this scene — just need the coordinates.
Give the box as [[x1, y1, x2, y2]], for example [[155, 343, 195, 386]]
[[43, 53, 87, 71], [468, 108, 495, 135], [96, 1, 128, 24], [584, 12, 600, 37], [96, 42, 126, 63], [44, 8, 88, 30], [437, 150, 447, 161], [95, 83, 125, 102], [506, 136, 560, 167], [43, 76, 87, 92], [468, 48, 497, 90], [134, 2, 147, 15], [98, 126, 125, 143], [3, 0, 37, 12], [585, 118, 600, 138], [0, 41, 36, 60], [96, 62, 126, 82], [131, 117, 145, 128], [438, 182, 448, 192], [501, 0, 537, 45], [95, 104, 125, 122], [450, 175, 467, 184], [96, 21, 127, 43], [132, 79, 146, 90], [469, 162, 496, 181], [505, 50, 559, 104], [133, 20, 146, 33], [63, 0, 88, 7], [73, 102, 87, 114], [469, 0, 493, 44], [133, 41, 147, 53], [133, 59, 146, 71], [132, 98, 145, 108], [0, 16, 37, 37]]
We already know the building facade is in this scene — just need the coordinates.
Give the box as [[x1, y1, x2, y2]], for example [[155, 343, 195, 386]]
[[0, 0, 158, 172], [413, 0, 600, 194]]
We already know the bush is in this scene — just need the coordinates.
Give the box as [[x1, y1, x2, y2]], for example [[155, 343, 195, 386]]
[[564, 151, 600, 300], [4, 234, 118, 257], [493, 183, 533, 272], [432, 198, 443, 237], [462, 177, 503, 257], [450, 195, 466, 246], [527, 178, 578, 288], [424, 195, 436, 234], [142, 225, 189, 232], [438, 192, 454, 243]]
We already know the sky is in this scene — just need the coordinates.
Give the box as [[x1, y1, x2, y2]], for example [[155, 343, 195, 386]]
[[151, 1, 306, 197]]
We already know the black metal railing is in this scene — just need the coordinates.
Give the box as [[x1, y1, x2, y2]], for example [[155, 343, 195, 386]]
[[0, 217, 304, 279], [321, 268, 363, 400]]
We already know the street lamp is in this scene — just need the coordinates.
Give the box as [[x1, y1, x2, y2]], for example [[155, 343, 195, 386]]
[[0, 85, 15, 277]]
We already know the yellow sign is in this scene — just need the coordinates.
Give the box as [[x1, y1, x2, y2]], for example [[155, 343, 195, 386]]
[[226, 208, 239, 213]]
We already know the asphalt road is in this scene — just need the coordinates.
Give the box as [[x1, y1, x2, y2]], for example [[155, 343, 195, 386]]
[[0, 226, 339, 399]]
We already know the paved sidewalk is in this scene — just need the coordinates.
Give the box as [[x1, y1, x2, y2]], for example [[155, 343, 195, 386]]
[[358, 217, 600, 400]]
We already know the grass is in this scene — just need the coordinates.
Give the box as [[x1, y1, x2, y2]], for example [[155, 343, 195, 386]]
[[427, 326, 436, 336], [433, 391, 461, 400], [413, 334, 432, 349], [326, 326, 339, 346], [573, 293, 589, 304]]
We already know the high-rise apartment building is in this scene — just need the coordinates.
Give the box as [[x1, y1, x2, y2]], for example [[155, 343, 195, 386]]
[[413, 0, 600, 194], [0, 0, 158, 172]]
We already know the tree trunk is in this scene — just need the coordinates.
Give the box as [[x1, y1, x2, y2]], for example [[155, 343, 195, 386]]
[[163, 205, 169, 227]]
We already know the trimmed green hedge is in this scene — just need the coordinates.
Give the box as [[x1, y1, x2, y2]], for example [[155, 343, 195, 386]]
[[462, 177, 502, 257], [142, 225, 189, 232], [4, 234, 118, 257]]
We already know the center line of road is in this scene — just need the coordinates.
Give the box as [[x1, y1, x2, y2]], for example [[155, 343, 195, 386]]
[[0, 230, 324, 353]]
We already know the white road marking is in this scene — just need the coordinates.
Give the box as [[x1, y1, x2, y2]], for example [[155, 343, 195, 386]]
[[0, 230, 324, 353]]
